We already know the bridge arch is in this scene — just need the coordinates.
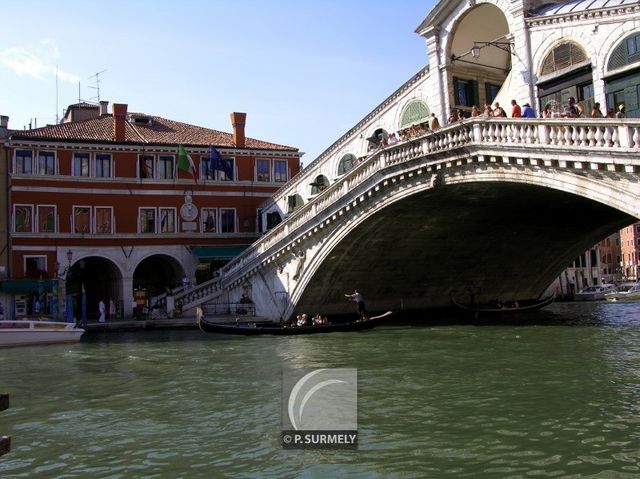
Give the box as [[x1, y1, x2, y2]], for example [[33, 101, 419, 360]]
[[291, 157, 638, 317]]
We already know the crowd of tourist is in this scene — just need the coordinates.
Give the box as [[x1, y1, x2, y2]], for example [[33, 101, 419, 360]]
[[361, 97, 627, 157]]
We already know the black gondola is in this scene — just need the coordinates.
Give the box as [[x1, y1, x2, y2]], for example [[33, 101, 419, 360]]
[[450, 295, 555, 314], [198, 311, 393, 336]]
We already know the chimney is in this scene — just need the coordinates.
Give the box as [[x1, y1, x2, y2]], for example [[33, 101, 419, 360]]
[[0, 116, 8, 140], [112, 103, 128, 142], [99, 101, 109, 116], [230, 112, 246, 148]]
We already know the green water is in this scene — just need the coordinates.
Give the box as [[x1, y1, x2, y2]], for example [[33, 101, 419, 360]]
[[1, 302, 639, 478]]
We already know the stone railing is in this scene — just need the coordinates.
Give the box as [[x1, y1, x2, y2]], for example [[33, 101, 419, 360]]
[[199, 117, 640, 292], [152, 275, 223, 314]]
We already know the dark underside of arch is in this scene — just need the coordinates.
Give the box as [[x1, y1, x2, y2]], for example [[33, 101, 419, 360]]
[[295, 182, 635, 316]]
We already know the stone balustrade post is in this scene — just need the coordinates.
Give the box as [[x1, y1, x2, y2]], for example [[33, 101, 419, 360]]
[[538, 123, 549, 144], [617, 124, 633, 148]]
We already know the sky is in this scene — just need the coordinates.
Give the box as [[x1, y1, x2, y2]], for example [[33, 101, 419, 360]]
[[1, 0, 435, 165]]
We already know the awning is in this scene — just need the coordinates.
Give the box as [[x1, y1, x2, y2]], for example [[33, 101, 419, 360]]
[[0, 279, 55, 293], [191, 246, 249, 261]]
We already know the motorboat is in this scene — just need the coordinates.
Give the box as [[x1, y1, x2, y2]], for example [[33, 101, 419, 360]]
[[0, 319, 85, 347], [574, 284, 616, 301], [199, 311, 393, 336], [605, 283, 640, 302]]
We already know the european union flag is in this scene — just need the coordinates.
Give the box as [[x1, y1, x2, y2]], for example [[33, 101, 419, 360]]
[[210, 146, 222, 174], [210, 146, 233, 180]]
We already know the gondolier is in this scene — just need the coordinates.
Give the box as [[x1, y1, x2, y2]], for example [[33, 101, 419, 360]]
[[345, 289, 368, 320]]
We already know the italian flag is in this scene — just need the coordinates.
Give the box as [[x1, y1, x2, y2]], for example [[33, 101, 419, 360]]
[[177, 145, 197, 183]]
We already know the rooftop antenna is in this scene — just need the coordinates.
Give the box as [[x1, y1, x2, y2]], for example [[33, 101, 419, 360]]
[[87, 69, 107, 103]]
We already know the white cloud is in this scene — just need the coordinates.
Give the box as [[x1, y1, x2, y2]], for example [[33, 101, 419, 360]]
[[0, 40, 79, 84]]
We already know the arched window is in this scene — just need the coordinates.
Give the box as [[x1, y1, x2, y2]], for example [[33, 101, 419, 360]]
[[399, 100, 430, 129], [310, 175, 330, 195], [287, 194, 304, 213], [540, 41, 588, 76], [337, 154, 356, 176], [366, 128, 389, 151], [608, 31, 640, 71]]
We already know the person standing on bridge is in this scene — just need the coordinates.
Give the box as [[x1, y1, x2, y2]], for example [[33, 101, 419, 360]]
[[345, 289, 368, 320]]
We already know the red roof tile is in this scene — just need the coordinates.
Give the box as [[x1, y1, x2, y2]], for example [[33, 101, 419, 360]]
[[10, 113, 297, 151]]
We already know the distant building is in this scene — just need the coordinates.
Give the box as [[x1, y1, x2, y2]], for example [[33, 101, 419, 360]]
[[0, 102, 302, 320], [620, 222, 640, 281], [600, 231, 622, 283]]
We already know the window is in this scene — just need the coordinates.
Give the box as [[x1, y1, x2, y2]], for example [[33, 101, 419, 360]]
[[37, 205, 56, 233], [15, 150, 33, 174], [73, 152, 90, 177], [310, 175, 329, 195], [287, 194, 304, 213], [201, 156, 215, 180], [609, 32, 640, 70], [37, 151, 55, 175], [453, 77, 477, 107], [25, 256, 46, 277], [485, 83, 501, 105], [95, 153, 111, 178], [541, 41, 588, 76], [14, 205, 33, 232], [202, 208, 217, 233], [399, 100, 430, 129], [139, 155, 154, 178], [158, 155, 174, 179], [266, 211, 282, 230], [338, 154, 356, 176], [257, 159, 270, 182], [219, 157, 234, 181], [274, 160, 287, 182], [95, 207, 112, 234], [159, 208, 176, 233], [202, 155, 235, 181], [220, 208, 235, 233], [73, 207, 91, 233], [140, 208, 156, 233]]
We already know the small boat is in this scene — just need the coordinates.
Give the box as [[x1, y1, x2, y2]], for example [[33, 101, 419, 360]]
[[198, 311, 393, 336], [451, 295, 555, 314], [605, 283, 640, 302], [0, 319, 85, 347], [574, 284, 616, 301]]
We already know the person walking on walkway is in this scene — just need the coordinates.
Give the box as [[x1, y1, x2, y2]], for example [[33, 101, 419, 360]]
[[345, 289, 368, 320]]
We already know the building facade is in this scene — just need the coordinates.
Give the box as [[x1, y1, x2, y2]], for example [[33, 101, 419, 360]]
[[620, 222, 640, 280], [1, 102, 301, 320]]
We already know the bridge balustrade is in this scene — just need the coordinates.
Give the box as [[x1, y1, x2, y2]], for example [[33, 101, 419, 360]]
[[213, 117, 640, 294]]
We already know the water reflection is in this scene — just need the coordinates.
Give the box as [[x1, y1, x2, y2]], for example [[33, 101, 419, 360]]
[[0, 302, 639, 478]]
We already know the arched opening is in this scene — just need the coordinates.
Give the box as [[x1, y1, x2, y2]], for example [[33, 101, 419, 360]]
[[605, 31, 640, 118], [310, 175, 330, 195], [399, 100, 430, 129], [537, 41, 593, 116], [287, 194, 304, 213], [366, 128, 389, 151], [66, 256, 122, 320], [448, 4, 511, 116], [132, 254, 183, 310], [337, 154, 357, 176]]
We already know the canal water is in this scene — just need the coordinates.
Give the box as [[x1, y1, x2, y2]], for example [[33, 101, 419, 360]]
[[1, 302, 639, 478]]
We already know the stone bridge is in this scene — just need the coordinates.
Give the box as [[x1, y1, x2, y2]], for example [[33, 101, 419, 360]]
[[179, 118, 640, 320]]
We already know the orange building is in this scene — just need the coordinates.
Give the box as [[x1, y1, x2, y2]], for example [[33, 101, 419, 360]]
[[620, 222, 640, 281], [1, 102, 301, 320]]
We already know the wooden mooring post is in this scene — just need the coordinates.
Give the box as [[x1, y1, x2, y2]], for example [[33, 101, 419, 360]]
[[1, 393, 10, 456]]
